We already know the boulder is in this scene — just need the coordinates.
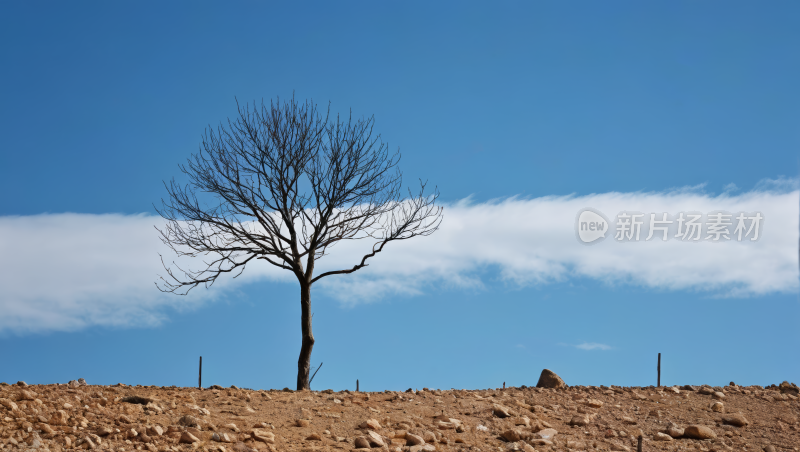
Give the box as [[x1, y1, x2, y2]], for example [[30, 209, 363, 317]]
[[710, 402, 724, 412], [354, 437, 370, 448], [536, 369, 566, 389], [296, 419, 310, 427], [683, 425, 716, 440]]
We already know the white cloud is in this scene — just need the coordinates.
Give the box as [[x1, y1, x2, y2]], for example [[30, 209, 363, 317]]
[[0, 180, 797, 333], [574, 342, 612, 351]]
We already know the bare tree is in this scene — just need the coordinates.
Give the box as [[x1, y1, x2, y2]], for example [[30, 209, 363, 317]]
[[155, 97, 442, 390]]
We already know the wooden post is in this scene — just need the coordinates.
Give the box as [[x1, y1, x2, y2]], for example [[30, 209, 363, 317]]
[[657, 353, 661, 387], [637, 435, 643, 452], [199, 356, 202, 389]]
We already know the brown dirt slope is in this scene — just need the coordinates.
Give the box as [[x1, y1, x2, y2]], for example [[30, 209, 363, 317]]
[[1, 381, 798, 452]]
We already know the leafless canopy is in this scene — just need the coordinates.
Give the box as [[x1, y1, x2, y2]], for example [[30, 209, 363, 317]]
[[155, 97, 442, 293]]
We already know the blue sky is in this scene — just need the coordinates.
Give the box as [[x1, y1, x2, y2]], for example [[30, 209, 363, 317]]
[[1, 1, 798, 391]]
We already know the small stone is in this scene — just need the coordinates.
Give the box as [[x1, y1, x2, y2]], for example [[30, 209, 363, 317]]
[[78, 378, 87, 385], [96, 426, 114, 437], [683, 425, 716, 439], [653, 432, 673, 442], [49, 410, 69, 426], [722, 413, 750, 427], [252, 429, 275, 444], [296, 419, 310, 427], [406, 433, 425, 446], [18, 389, 36, 400], [713, 391, 726, 399], [180, 432, 200, 444], [223, 423, 240, 432], [569, 415, 590, 426], [16, 381, 27, 386], [764, 446, 777, 452], [306, 433, 322, 441], [68, 380, 80, 388], [711, 401, 724, 412], [621, 416, 637, 424], [178, 415, 200, 427], [586, 399, 603, 408], [492, 403, 513, 418], [365, 431, 385, 447], [147, 425, 164, 436], [535, 369, 566, 389], [359, 419, 382, 430], [534, 428, 558, 440], [501, 430, 524, 442], [664, 425, 684, 438], [354, 437, 370, 448]]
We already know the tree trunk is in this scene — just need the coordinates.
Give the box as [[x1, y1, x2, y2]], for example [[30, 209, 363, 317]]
[[296, 282, 315, 390]]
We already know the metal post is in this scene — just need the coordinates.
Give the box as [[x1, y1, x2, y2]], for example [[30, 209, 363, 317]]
[[356, 379, 359, 392], [199, 356, 202, 389], [637, 435, 643, 452], [657, 353, 661, 387]]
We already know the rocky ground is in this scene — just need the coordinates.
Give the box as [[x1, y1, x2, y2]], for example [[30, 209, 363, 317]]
[[1, 371, 798, 452]]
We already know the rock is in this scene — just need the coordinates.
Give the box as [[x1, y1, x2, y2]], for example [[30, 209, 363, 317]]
[[16, 381, 27, 386], [534, 428, 558, 440], [233, 442, 257, 452], [178, 415, 199, 427], [698, 386, 715, 395], [569, 415, 590, 426], [513, 416, 530, 427], [147, 425, 164, 436], [586, 399, 603, 408], [38, 423, 55, 434], [365, 431, 385, 447], [653, 432, 673, 442], [68, 380, 80, 388], [609, 442, 630, 451], [140, 433, 153, 443], [78, 378, 87, 385], [49, 410, 69, 426], [492, 403, 514, 418], [252, 429, 275, 444], [535, 369, 566, 389], [0, 398, 18, 411], [764, 446, 777, 452], [296, 419, 310, 427], [664, 425, 684, 438], [359, 418, 381, 430], [501, 429, 526, 442], [354, 437, 370, 448], [96, 426, 114, 437], [306, 433, 322, 441], [683, 425, 716, 440], [621, 416, 637, 424], [713, 391, 726, 399], [223, 423, 240, 432], [722, 413, 750, 427], [422, 431, 436, 443], [711, 402, 724, 412], [179, 432, 200, 444], [18, 389, 36, 400], [406, 433, 425, 446]]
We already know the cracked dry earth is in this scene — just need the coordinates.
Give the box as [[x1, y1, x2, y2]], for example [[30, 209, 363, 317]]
[[1, 381, 799, 452]]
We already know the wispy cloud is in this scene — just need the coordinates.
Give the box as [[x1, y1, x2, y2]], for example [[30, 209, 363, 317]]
[[0, 179, 797, 334], [574, 342, 612, 351]]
